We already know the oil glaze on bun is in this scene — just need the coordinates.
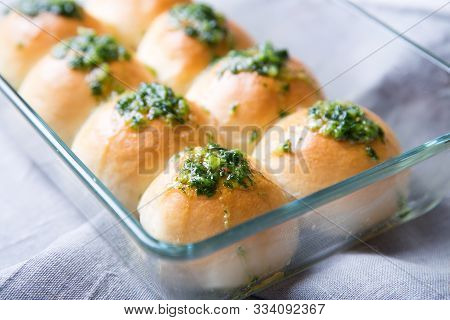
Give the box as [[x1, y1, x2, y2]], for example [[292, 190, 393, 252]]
[[0, 0, 102, 87], [84, 0, 188, 48], [138, 143, 298, 288], [186, 42, 323, 152], [253, 101, 406, 232], [19, 29, 153, 144], [137, 3, 253, 94], [72, 83, 210, 211]]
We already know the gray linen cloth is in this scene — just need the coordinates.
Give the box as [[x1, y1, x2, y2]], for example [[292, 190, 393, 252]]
[[0, 0, 449, 299]]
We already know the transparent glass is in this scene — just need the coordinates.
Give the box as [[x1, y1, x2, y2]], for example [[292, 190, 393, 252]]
[[0, 0, 449, 299], [345, 0, 450, 70]]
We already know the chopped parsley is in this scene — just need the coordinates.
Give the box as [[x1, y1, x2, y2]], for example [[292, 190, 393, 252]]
[[276, 139, 293, 155], [229, 103, 239, 115], [53, 28, 130, 71], [280, 82, 290, 93], [16, 0, 83, 18], [397, 194, 411, 219], [365, 145, 379, 161], [249, 129, 259, 143], [278, 109, 289, 118], [145, 65, 158, 77], [170, 3, 229, 46], [175, 143, 254, 197], [220, 42, 289, 78], [115, 83, 190, 129], [52, 29, 131, 96], [307, 101, 385, 159]]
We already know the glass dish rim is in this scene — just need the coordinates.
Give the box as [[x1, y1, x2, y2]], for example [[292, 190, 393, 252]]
[[0, 0, 449, 260]]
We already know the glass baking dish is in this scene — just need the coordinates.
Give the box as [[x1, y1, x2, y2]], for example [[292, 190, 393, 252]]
[[346, 0, 450, 71], [0, 0, 449, 299]]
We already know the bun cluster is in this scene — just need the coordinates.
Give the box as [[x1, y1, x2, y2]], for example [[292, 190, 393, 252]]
[[0, 0, 103, 87], [1, 0, 405, 289]]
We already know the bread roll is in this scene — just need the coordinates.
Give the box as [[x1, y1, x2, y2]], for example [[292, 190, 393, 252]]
[[72, 82, 210, 211], [253, 100, 406, 234], [138, 143, 298, 288], [0, 0, 102, 88], [137, 3, 253, 94], [84, 0, 188, 49], [186, 42, 323, 153], [19, 29, 153, 144]]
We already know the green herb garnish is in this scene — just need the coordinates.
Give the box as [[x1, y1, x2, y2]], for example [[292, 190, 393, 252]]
[[53, 29, 130, 71], [279, 109, 289, 118], [280, 82, 290, 93], [145, 65, 158, 77], [220, 42, 289, 78], [52, 28, 130, 96], [397, 194, 411, 219], [307, 101, 384, 161], [365, 145, 379, 161], [249, 129, 259, 143], [115, 83, 190, 129], [170, 3, 228, 46], [16, 0, 82, 18], [276, 139, 293, 155], [307, 101, 384, 143], [308, 101, 385, 159], [229, 103, 239, 115], [175, 143, 254, 197]]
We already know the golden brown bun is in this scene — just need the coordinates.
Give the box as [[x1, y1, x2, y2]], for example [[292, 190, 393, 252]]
[[186, 58, 323, 152], [0, 10, 101, 88], [138, 155, 298, 288], [253, 107, 401, 197], [71, 97, 210, 211], [253, 106, 407, 234], [139, 157, 292, 243], [19, 55, 153, 144], [137, 12, 253, 94], [84, 0, 189, 48]]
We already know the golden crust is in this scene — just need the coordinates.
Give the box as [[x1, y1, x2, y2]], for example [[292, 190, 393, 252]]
[[71, 97, 211, 211], [139, 158, 293, 243], [253, 106, 407, 236], [84, 0, 189, 49], [19, 55, 153, 144], [253, 107, 401, 198], [137, 12, 253, 94], [138, 155, 298, 289], [0, 11, 102, 88], [186, 58, 323, 152]]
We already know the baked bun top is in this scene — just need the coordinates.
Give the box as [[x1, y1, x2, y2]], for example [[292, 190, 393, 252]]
[[138, 143, 293, 244], [186, 42, 323, 151], [51, 28, 152, 95], [0, 0, 102, 87], [23, 28, 153, 97], [71, 82, 211, 210], [136, 2, 253, 93], [18, 28, 153, 143], [113, 82, 209, 129], [84, 0, 188, 48], [253, 100, 402, 198]]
